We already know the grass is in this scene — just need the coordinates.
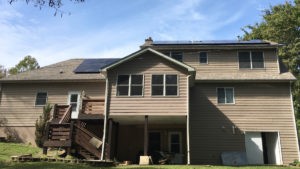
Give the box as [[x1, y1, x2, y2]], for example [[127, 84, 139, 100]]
[[0, 143, 297, 169], [0, 142, 41, 161]]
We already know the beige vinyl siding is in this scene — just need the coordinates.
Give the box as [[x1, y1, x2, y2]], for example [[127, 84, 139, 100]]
[[189, 82, 298, 164], [0, 82, 105, 126], [108, 51, 188, 116], [183, 49, 278, 73]]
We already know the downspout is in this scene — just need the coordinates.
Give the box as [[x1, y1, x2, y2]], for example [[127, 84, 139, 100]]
[[101, 74, 109, 160], [290, 81, 300, 160], [186, 75, 191, 165]]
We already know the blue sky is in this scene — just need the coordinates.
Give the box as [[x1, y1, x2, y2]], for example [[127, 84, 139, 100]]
[[0, 0, 287, 68]]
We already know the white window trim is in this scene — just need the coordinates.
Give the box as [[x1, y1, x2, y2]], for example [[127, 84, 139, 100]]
[[238, 51, 265, 69], [168, 131, 182, 154], [35, 91, 48, 107], [116, 74, 144, 97], [151, 74, 179, 97], [216, 87, 235, 104], [68, 91, 81, 119], [199, 51, 208, 64]]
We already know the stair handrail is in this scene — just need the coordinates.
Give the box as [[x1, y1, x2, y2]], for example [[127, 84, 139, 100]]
[[74, 123, 102, 142], [59, 105, 72, 124]]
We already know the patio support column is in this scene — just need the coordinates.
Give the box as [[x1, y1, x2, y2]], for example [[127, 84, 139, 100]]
[[107, 118, 113, 160], [144, 115, 148, 156]]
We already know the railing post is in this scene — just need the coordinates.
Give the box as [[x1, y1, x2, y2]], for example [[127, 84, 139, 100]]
[[68, 121, 74, 155]]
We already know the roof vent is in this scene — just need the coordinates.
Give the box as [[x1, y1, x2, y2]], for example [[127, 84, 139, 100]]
[[59, 69, 64, 74]]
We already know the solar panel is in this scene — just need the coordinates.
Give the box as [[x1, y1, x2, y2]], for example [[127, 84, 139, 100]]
[[74, 58, 120, 73], [152, 40, 269, 45]]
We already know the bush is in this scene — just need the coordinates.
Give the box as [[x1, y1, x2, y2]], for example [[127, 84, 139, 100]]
[[35, 104, 52, 147]]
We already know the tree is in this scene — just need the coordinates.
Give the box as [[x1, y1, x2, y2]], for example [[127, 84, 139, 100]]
[[241, 0, 300, 133], [9, 55, 40, 75], [35, 104, 52, 147], [0, 65, 7, 78], [9, 0, 84, 16]]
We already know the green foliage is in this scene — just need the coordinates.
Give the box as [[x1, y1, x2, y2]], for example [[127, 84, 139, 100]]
[[9, 55, 39, 75], [35, 104, 52, 148], [241, 0, 300, 134], [0, 65, 6, 78]]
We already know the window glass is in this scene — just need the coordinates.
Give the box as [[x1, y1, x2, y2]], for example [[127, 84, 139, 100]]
[[171, 52, 183, 62], [117, 75, 143, 96], [152, 75, 163, 84], [166, 75, 177, 84], [218, 88, 234, 104], [152, 86, 164, 96], [217, 88, 225, 103], [117, 75, 129, 85], [35, 92, 47, 106], [239, 52, 251, 68], [252, 52, 264, 68], [225, 88, 234, 103], [131, 75, 143, 84], [69, 94, 79, 112], [199, 52, 207, 63], [152, 75, 178, 96], [170, 133, 181, 153]]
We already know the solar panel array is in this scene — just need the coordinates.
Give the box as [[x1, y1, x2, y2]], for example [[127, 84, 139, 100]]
[[152, 40, 269, 45], [73, 58, 120, 73]]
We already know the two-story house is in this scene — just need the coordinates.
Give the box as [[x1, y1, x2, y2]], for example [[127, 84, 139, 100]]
[[0, 38, 298, 165]]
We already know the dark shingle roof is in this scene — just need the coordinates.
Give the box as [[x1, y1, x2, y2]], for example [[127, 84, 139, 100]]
[[0, 59, 113, 82], [152, 40, 272, 45]]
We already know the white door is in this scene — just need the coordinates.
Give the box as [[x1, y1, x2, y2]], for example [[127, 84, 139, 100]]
[[68, 91, 81, 119], [245, 132, 264, 164]]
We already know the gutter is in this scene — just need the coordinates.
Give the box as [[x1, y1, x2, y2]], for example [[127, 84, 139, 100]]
[[186, 75, 191, 165], [100, 76, 109, 160]]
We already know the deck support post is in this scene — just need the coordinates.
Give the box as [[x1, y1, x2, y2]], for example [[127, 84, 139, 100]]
[[144, 115, 148, 156], [107, 119, 113, 160]]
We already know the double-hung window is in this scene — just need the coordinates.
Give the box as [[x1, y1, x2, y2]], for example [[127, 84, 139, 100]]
[[152, 74, 178, 96], [199, 52, 208, 64], [239, 51, 264, 69], [164, 51, 183, 62], [35, 92, 47, 106], [117, 75, 143, 96], [217, 87, 234, 104]]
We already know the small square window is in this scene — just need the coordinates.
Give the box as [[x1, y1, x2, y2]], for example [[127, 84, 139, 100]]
[[35, 92, 47, 106], [170, 52, 183, 62], [217, 87, 234, 104], [199, 52, 208, 64]]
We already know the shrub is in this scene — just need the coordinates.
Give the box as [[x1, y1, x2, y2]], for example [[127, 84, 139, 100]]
[[35, 104, 52, 147]]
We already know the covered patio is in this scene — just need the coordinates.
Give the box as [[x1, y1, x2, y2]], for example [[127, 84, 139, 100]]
[[106, 115, 187, 164]]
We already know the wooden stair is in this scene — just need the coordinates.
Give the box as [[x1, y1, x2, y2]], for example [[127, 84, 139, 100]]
[[43, 103, 106, 160]]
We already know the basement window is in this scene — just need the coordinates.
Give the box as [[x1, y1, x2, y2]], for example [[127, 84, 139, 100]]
[[217, 87, 234, 104], [35, 92, 48, 106], [117, 75, 143, 96]]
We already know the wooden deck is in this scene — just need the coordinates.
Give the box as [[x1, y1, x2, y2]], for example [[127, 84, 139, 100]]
[[43, 98, 108, 160]]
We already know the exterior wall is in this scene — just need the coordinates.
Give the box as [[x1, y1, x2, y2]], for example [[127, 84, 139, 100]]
[[108, 51, 189, 116], [189, 82, 299, 164], [0, 82, 105, 144], [116, 124, 186, 163], [183, 49, 278, 74]]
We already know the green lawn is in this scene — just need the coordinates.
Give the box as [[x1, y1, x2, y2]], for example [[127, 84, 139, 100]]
[[0, 142, 297, 169]]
